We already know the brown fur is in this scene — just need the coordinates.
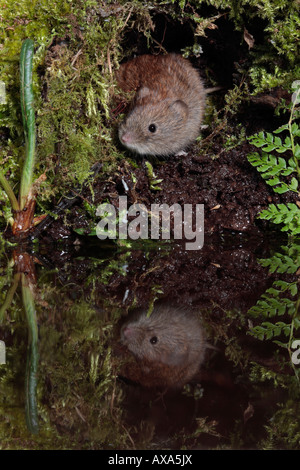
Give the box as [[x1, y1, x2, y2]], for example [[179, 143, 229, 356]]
[[120, 304, 206, 389], [116, 54, 206, 156]]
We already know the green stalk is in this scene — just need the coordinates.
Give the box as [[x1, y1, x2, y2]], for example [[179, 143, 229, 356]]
[[288, 294, 300, 384], [289, 86, 300, 180], [22, 273, 39, 434], [19, 39, 36, 211], [0, 273, 21, 323], [0, 170, 20, 211]]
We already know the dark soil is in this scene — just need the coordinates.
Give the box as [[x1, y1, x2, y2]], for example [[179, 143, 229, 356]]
[[34, 139, 296, 242], [24, 134, 296, 315]]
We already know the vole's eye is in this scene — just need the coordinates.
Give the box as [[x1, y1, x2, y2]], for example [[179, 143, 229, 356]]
[[150, 336, 158, 344], [148, 124, 156, 133]]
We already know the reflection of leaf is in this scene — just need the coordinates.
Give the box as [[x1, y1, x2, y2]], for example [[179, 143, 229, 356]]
[[73, 227, 97, 236], [257, 245, 300, 274], [251, 321, 293, 341], [248, 243, 300, 358], [243, 27, 255, 49], [249, 296, 296, 318], [257, 203, 300, 233], [22, 273, 39, 435], [244, 402, 254, 423], [0, 273, 21, 323]]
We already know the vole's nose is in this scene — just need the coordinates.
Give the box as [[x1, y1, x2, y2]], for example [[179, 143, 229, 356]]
[[121, 326, 133, 340], [120, 132, 132, 144]]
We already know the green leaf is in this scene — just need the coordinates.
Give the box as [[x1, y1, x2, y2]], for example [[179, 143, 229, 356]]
[[273, 124, 289, 134], [263, 144, 277, 152], [294, 144, 300, 158], [290, 177, 298, 190], [19, 39, 36, 210], [284, 136, 292, 148]]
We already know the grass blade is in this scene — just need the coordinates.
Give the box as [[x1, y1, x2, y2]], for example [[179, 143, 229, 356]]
[[19, 39, 36, 210]]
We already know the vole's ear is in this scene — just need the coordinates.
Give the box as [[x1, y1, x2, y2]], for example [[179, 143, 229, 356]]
[[169, 100, 188, 121], [136, 86, 150, 100]]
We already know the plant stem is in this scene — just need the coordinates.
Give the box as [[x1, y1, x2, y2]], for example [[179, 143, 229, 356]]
[[0, 170, 20, 211], [19, 39, 36, 211], [22, 272, 39, 434], [0, 273, 21, 323], [288, 86, 300, 180], [288, 299, 300, 384]]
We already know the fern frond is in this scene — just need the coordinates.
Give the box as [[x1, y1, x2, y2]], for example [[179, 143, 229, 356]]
[[248, 296, 296, 318], [250, 321, 296, 341], [247, 152, 298, 193], [257, 203, 300, 233], [249, 131, 293, 153]]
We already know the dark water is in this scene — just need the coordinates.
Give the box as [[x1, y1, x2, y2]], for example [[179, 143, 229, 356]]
[[0, 235, 299, 450]]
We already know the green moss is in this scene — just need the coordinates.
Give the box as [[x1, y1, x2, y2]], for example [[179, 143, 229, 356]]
[[165, 0, 299, 93], [0, 0, 155, 221]]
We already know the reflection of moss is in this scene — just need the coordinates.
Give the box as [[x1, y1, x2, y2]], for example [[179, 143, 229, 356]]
[[37, 298, 125, 449], [0, 286, 130, 449], [262, 400, 300, 450], [1, 243, 300, 449], [247, 362, 300, 450]]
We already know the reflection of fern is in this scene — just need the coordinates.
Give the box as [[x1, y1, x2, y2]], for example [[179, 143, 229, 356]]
[[251, 320, 300, 345], [249, 279, 297, 318], [257, 203, 300, 234], [258, 245, 300, 273], [248, 244, 300, 350]]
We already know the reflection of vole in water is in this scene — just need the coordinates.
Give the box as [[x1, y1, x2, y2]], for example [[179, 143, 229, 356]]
[[120, 304, 206, 389], [116, 54, 206, 156]]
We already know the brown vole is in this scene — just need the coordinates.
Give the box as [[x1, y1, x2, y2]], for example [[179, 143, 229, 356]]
[[120, 304, 206, 389], [116, 54, 206, 156]]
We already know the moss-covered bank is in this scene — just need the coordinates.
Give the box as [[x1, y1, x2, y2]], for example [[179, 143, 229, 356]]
[[0, 0, 299, 230]]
